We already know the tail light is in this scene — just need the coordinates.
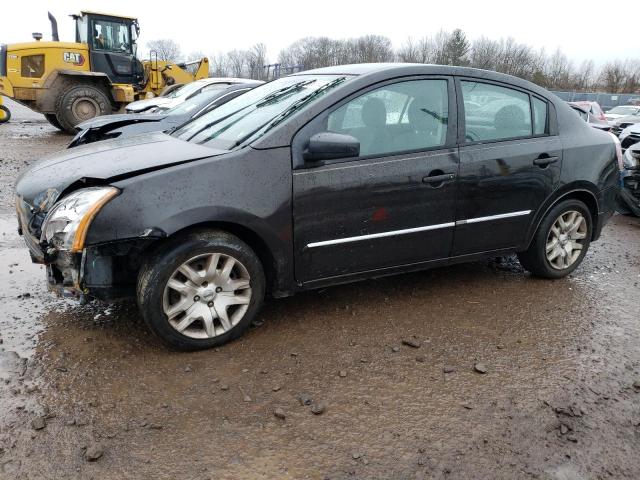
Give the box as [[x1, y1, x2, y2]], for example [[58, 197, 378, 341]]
[[608, 132, 624, 170]]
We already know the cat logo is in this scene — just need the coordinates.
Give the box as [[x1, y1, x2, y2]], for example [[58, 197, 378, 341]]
[[63, 52, 85, 66]]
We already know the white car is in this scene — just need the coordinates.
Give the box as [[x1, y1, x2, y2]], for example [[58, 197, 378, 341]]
[[604, 105, 640, 123], [125, 78, 257, 113]]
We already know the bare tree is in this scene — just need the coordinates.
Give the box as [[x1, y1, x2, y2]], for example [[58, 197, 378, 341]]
[[209, 52, 230, 77], [226, 50, 247, 77], [186, 51, 206, 62], [246, 43, 268, 80], [203, 31, 640, 93], [146, 39, 182, 62]]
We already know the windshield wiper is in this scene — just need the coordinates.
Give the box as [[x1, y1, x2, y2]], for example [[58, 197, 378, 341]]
[[169, 80, 318, 140], [255, 79, 317, 107], [230, 77, 348, 149], [266, 77, 347, 130]]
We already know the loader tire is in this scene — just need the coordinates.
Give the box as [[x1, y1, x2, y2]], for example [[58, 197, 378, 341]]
[[56, 84, 112, 133], [0, 105, 10, 124], [44, 113, 63, 131]]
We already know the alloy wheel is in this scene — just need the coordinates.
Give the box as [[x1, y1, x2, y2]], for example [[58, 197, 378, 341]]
[[545, 210, 588, 270], [163, 253, 252, 339]]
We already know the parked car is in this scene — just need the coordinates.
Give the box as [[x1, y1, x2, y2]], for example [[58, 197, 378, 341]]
[[15, 64, 620, 350], [569, 101, 606, 122], [616, 142, 640, 216], [69, 82, 263, 147], [125, 77, 256, 113], [604, 105, 640, 123], [568, 103, 611, 131], [609, 115, 640, 137], [619, 123, 640, 150]]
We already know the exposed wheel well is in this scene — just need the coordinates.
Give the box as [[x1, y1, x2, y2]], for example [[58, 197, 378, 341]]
[[527, 189, 599, 249], [144, 222, 278, 295], [558, 190, 599, 239]]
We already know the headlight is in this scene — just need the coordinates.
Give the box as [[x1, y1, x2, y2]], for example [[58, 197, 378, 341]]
[[41, 187, 119, 252], [623, 148, 640, 169]]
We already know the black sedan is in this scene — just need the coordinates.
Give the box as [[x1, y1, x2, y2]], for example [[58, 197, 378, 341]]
[[15, 64, 620, 350], [69, 82, 263, 147]]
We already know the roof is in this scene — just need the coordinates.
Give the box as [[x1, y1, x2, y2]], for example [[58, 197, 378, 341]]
[[78, 11, 138, 21], [293, 63, 553, 99]]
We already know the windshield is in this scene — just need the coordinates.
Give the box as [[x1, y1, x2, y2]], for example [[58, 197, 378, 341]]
[[173, 75, 349, 150], [608, 106, 639, 116], [163, 90, 224, 116], [164, 85, 185, 99], [171, 80, 217, 100]]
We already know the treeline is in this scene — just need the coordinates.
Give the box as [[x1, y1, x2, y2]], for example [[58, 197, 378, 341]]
[[146, 30, 640, 93]]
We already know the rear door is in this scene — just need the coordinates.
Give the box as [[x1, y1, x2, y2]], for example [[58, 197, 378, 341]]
[[291, 76, 459, 282], [452, 78, 562, 256]]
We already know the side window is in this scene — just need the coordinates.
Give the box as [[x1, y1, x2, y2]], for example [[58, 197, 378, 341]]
[[532, 97, 547, 135], [327, 79, 449, 157], [462, 81, 532, 142]]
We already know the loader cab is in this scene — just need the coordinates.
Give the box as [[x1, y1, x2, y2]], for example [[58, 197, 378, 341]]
[[73, 11, 144, 86]]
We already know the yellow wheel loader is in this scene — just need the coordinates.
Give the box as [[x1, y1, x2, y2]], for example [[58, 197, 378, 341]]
[[0, 11, 209, 132]]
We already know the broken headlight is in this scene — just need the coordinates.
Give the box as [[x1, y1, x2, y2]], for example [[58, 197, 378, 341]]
[[41, 187, 119, 252]]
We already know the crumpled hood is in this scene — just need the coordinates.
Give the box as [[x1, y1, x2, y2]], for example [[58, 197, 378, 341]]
[[76, 112, 166, 130], [125, 97, 172, 112], [16, 132, 226, 209]]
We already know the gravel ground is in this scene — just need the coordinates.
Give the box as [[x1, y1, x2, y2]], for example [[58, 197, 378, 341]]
[[0, 97, 639, 480]]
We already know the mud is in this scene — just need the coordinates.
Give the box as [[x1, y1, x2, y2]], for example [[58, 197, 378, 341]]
[[0, 97, 639, 479]]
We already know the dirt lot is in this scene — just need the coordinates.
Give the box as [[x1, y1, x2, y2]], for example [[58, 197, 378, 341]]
[[0, 97, 639, 480]]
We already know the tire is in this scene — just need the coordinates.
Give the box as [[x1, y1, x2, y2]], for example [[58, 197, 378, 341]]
[[55, 84, 112, 133], [0, 105, 10, 124], [44, 113, 64, 130], [137, 229, 265, 351], [517, 199, 592, 279]]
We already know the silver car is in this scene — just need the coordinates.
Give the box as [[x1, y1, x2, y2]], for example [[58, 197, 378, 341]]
[[125, 78, 258, 113]]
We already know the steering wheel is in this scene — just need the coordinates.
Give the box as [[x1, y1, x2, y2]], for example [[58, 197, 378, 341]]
[[466, 130, 479, 142]]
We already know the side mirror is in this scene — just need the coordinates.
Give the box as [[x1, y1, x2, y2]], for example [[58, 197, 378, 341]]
[[303, 132, 360, 162]]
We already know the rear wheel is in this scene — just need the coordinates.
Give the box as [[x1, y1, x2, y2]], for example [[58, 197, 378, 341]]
[[518, 199, 592, 279], [56, 84, 112, 133], [0, 105, 10, 124], [44, 113, 63, 130], [137, 230, 265, 351]]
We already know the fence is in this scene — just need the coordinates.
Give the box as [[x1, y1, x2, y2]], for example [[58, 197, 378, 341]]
[[552, 91, 640, 111]]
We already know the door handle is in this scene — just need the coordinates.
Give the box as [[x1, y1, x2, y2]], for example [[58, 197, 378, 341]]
[[422, 172, 456, 185], [533, 155, 559, 167]]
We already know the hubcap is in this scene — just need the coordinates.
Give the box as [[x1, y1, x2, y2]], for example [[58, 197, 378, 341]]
[[545, 210, 588, 270], [163, 253, 252, 339], [71, 97, 100, 121]]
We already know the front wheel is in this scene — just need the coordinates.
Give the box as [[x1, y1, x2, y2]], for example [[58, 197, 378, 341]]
[[518, 199, 592, 279], [55, 84, 113, 133], [44, 113, 64, 130], [137, 230, 265, 351]]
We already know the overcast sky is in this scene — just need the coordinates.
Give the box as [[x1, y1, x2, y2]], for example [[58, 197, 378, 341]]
[[2, 0, 638, 65]]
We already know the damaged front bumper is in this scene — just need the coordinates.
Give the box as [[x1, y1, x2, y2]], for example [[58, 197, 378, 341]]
[[617, 170, 640, 217], [16, 196, 155, 301]]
